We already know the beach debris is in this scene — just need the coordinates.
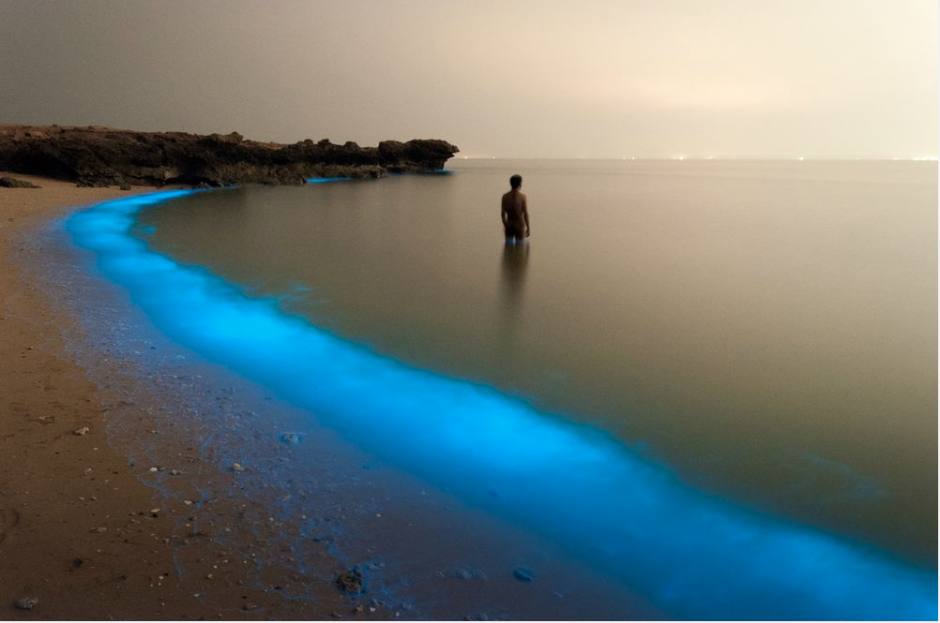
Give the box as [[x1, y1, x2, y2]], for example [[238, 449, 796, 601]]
[[336, 568, 364, 595], [280, 432, 302, 444], [91, 526, 107, 533], [148, 467, 158, 473], [242, 603, 259, 612], [512, 567, 534, 583], [169, 469, 182, 476], [73, 427, 90, 436], [14, 597, 39, 610], [232, 463, 246, 472], [150, 508, 161, 517]]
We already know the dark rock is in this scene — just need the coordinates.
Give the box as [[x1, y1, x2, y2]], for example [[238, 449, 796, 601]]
[[512, 567, 534, 583], [0, 125, 458, 187], [336, 568, 364, 595], [0, 176, 40, 188]]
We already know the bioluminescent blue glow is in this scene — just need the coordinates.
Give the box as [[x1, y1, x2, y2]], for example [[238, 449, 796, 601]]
[[67, 189, 937, 620], [306, 177, 353, 183]]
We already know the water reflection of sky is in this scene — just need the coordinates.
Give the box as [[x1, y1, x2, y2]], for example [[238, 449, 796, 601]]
[[68, 188, 938, 620]]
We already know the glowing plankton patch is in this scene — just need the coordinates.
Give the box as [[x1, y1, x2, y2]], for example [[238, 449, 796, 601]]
[[67, 188, 938, 620]]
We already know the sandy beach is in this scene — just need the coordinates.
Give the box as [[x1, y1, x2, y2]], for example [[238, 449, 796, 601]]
[[0, 174, 368, 620]]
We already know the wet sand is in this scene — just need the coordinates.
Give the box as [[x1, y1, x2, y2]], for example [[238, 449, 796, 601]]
[[0, 174, 365, 620]]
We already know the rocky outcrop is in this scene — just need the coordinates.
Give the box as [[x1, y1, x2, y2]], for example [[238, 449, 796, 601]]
[[0, 124, 458, 188]]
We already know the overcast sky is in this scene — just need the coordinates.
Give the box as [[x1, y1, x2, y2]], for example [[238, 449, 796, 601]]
[[1, 0, 936, 158]]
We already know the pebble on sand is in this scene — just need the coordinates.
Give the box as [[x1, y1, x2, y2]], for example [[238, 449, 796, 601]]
[[73, 427, 90, 436], [14, 597, 39, 610], [336, 568, 364, 595]]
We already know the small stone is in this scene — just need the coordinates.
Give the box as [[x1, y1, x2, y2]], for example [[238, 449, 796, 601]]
[[148, 467, 158, 473], [150, 508, 161, 517], [232, 463, 246, 472], [14, 597, 39, 610], [73, 427, 90, 436], [169, 469, 182, 476], [336, 568, 364, 594], [280, 432, 302, 444], [512, 567, 534, 583], [242, 603, 259, 611], [91, 527, 107, 533]]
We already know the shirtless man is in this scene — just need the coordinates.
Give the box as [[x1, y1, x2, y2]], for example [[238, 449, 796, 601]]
[[501, 174, 530, 242]]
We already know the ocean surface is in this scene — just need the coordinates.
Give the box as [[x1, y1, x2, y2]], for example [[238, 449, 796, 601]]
[[68, 160, 937, 619]]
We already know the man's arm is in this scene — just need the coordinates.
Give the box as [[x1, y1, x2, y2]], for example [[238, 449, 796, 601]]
[[501, 195, 509, 226], [522, 195, 530, 236]]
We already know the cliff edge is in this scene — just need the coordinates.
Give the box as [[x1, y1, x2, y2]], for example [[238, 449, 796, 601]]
[[0, 124, 458, 188]]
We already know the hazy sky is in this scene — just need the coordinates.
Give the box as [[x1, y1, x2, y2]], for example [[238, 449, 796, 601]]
[[1, 0, 936, 158]]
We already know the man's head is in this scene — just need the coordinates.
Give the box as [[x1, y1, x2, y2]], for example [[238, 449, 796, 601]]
[[510, 174, 522, 190]]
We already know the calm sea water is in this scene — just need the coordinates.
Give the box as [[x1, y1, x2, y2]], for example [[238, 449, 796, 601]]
[[135, 159, 936, 569]]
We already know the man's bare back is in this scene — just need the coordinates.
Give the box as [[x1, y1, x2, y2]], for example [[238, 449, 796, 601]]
[[501, 175, 530, 241]]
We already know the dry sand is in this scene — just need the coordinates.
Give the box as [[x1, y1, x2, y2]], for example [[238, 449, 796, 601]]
[[0, 174, 362, 620]]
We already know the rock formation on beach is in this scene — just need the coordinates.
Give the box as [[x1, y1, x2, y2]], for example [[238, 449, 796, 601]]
[[0, 124, 458, 188], [0, 175, 40, 188]]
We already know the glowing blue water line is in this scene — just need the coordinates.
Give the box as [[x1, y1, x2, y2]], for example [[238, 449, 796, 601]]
[[67, 189, 937, 620]]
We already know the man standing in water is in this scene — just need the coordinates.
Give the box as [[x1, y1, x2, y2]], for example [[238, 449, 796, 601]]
[[501, 174, 530, 242]]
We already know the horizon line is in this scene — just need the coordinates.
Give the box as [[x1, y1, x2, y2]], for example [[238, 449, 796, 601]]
[[450, 156, 939, 162]]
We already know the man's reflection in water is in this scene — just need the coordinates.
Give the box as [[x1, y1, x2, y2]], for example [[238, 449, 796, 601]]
[[498, 241, 530, 344]]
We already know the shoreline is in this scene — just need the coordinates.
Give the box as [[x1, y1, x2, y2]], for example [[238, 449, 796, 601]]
[[0, 174, 657, 621], [0, 174, 372, 620]]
